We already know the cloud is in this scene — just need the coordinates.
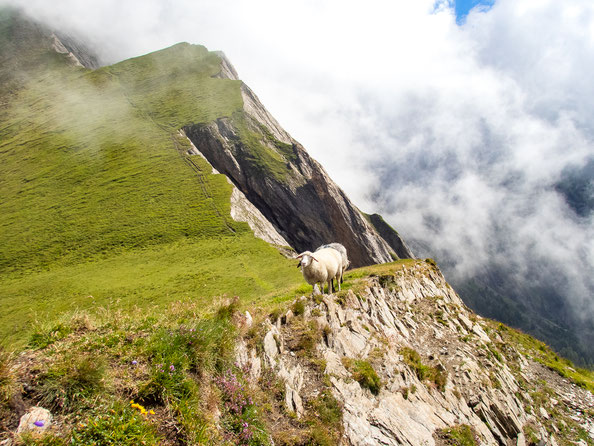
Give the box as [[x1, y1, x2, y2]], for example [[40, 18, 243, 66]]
[[3, 0, 593, 324]]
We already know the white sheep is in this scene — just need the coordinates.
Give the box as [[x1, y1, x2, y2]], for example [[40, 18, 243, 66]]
[[296, 248, 343, 294], [315, 243, 349, 287]]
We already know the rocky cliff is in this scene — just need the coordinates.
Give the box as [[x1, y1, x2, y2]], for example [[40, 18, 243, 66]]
[[183, 55, 413, 267], [237, 260, 594, 445]]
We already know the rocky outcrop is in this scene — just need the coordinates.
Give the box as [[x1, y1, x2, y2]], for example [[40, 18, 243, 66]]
[[16, 406, 52, 435], [236, 261, 594, 446], [184, 55, 412, 267], [53, 32, 101, 69], [366, 213, 414, 260]]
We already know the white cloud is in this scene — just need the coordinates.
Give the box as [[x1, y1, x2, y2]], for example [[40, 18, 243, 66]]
[[3, 0, 593, 323]]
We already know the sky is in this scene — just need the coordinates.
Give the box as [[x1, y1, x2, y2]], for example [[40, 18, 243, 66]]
[[2, 0, 594, 323], [455, 0, 494, 23]]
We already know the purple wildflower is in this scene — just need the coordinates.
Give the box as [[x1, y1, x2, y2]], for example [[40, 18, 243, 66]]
[[33, 420, 45, 427], [170, 364, 175, 371], [131, 360, 138, 365]]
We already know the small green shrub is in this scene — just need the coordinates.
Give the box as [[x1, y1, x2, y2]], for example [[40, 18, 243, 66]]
[[425, 258, 438, 268], [438, 425, 477, 446], [291, 299, 305, 316], [400, 347, 447, 391], [401, 385, 417, 400], [523, 424, 540, 444], [343, 358, 381, 395], [28, 323, 72, 349], [138, 363, 194, 404], [309, 389, 342, 427], [309, 425, 335, 446]]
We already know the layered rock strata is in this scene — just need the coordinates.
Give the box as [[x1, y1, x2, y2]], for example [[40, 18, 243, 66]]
[[237, 262, 594, 446]]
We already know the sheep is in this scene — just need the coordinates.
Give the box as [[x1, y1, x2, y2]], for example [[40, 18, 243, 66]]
[[296, 247, 343, 295], [315, 243, 349, 286]]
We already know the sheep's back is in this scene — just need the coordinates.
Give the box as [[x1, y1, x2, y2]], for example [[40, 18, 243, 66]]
[[317, 243, 348, 269], [314, 248, 342, 278]]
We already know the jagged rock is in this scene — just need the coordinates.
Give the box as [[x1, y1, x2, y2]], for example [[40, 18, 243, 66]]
[[458, 313, 474, 332], [263, 329, 279, 364], [472, 324, 491, 343], [16, 406, 52, 434], [244, 310, 253, 328]]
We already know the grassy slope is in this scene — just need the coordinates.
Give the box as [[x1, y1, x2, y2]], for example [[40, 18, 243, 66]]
[[0, 35, 302, 348]]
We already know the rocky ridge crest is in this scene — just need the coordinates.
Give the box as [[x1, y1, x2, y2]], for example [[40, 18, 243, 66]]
[[237, 261, 594, 445]]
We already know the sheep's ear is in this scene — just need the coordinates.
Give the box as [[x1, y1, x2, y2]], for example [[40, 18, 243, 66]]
[[311, 256, 319, 263], [296, 261, 302, 268], [296, 254, 304, 259]]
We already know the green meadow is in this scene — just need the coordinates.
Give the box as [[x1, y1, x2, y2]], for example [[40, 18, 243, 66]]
[[0, 34, 303, 348]]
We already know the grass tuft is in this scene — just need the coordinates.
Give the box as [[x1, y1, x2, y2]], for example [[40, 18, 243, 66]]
[[37, 355, 105, 412], [437, 424, 477, 446], [400, 347, 447, 392], [342, 358, 382, 395]]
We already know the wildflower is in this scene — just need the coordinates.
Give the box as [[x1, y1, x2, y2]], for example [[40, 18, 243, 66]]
[[131, 360, 138, 365], [170, 364, 175, 371], [149, 410, 155, 415], [33, 420, 45, 427]]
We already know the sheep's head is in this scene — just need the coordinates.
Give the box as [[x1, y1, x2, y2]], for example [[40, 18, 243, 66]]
[[296, 251, 318, 268]]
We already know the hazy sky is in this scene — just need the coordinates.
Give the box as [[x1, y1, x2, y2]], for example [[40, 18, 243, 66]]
[[3, 0, 594, 319]]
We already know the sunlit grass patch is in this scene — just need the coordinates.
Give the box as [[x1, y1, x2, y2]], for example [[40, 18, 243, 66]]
[[490, 321, 594, 392]]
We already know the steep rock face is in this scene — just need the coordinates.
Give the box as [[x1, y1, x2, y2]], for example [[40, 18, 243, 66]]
[[237, 262, 594, 446], [184, 56, 412, 266], [0, 8, 99, 72], [366, 213, 414, 260], [183, 129, 290, 247], [53, 32, 101, 69]]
